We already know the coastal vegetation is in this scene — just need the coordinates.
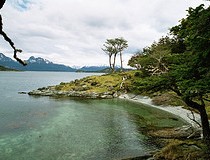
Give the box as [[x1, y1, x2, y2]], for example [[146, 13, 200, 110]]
[[129, 4, 210, 147], [0, 0, 204, 158], [28, 70, 210, 159], [29, 71, 133, 98], [127, 4, 210, 159], [29, 3, 210, 159]]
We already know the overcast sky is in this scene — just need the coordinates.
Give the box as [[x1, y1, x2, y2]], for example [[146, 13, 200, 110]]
[[0, 0, 209, 67]]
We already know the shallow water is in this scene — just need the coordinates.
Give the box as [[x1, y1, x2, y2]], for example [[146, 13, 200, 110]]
[[0, 71, 187, 160]]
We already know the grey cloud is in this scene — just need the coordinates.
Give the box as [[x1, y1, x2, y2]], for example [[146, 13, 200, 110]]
[[1, 0, 208, 67]]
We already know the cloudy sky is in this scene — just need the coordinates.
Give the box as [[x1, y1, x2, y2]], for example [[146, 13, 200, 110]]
[[0, 0, 209, 67]]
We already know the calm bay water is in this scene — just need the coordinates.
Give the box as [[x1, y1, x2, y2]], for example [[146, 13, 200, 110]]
[[0, 71, 186, 160]]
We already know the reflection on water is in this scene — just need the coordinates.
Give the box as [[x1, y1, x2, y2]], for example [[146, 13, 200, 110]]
[[0, 72, 187, 160]]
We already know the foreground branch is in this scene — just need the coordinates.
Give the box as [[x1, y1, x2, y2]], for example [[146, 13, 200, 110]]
[[0, 14, 26, 66]]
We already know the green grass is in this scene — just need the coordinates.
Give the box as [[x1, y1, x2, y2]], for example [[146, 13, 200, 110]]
[[154, 139, 209, 160], [54, 70, 210, 118], [54, 72, 136, 94], [50, 70, 210, 159]]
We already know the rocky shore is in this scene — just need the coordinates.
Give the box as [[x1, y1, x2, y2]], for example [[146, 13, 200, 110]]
[[119, 93, 201, 127], [28, 86, 120, 99], [26, 73, 209, 160], [28, 86, 202, 139], [28, 73, 127, 99], [118, 94, 202, 140], [27, 74, 207, 159]]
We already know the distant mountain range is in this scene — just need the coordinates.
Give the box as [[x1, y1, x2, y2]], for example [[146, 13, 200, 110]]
[[0, 53, 109, 72], [77, 66, 109, 72]]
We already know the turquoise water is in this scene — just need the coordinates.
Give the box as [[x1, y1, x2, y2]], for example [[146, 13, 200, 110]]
[[0, 72, 186, 160]]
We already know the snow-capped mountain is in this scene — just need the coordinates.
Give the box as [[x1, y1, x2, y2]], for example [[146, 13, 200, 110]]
[[28, 56, 52, 64], [77, 66, 109, 72], [0, 53, 13, 62], [0, 53, 115, 72], [0, 53, 76, 72]]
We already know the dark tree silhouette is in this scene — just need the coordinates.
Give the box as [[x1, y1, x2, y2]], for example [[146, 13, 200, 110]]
[[0, 0, 26, 66]]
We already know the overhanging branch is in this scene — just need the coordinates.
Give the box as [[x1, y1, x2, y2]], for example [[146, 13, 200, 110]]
[[0, 14, 27, 66]]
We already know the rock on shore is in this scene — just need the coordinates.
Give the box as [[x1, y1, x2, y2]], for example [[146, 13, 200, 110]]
[[28, 86, 120, 99]]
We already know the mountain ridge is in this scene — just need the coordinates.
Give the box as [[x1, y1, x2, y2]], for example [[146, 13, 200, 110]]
[[0, 53, 76, 72], [0, 53, 109, 72]]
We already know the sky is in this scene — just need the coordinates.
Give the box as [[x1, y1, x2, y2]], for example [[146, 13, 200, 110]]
[[0, 0, 209, 67]]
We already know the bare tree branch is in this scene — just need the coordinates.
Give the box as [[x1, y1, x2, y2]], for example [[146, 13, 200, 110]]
[[0, 2, 27, 66], [187, 110, 202, 127]]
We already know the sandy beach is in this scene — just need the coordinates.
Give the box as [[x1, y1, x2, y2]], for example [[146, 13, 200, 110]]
[[119, 93, 201, 128]]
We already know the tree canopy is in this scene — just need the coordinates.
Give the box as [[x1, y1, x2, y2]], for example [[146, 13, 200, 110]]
[[129, 4, 210, 144], [102, 37, 128, 72]]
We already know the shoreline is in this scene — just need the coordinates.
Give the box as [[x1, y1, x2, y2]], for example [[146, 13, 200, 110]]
[[119, 93, 201, 128]]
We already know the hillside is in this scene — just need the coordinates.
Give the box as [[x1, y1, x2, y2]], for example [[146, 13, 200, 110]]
[[0, 53, 76, 72], [29, 72, 133, 98], [0, 65, 17, 71]]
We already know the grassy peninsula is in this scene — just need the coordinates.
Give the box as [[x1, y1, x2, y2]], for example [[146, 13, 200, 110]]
[[29, 70, 210, 117], [29, 71, 210, 159]]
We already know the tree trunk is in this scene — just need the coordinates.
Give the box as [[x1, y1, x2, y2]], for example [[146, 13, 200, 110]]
[[198, 105, 210, 145], [120, 51, 123, 72], [112, 53, 117, 72], [184, 97, 210, 145], [109, 55, 113, 72]]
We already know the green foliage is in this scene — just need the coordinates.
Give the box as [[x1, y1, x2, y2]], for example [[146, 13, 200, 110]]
[[102, 37, 128, 72], [130, 4, 210, 105], [169, 4, 210, 99], [128, 4, 210, 141], [128, 36, 172, 76], [54, 72, 134, 94], [155, 139, 209, 160]]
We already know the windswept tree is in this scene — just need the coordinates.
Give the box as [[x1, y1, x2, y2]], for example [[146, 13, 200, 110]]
[[102, 37, 128, 72], [0, 0, 26, 66], [129, 4, 210, 146], [102, 39, 118, 72], [169, 4, 210, 144], [115, 37, 128, 71], [128, 36, 171, 76]]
